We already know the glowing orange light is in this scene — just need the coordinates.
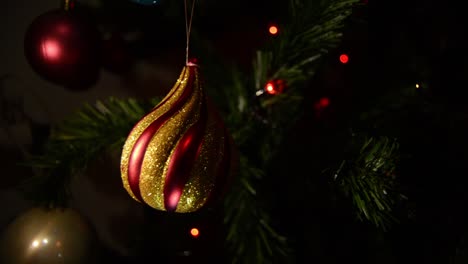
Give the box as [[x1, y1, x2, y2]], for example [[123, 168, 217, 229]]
[[339, 54, 349, 64], [269, 25, 278, 35], [190, 228, 200, 237], [415, 83, 420, 89], [265, 82, 276, 94]]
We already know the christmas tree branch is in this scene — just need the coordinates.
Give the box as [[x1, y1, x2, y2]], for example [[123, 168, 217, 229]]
[[246, 0, 360, 160], [19, 0, 363, 262], [268, 0, 359, 87], [333, 135, 406, 230], [219, 0, 361, 261], [224, 156, 291, 264], [19, 94, 292, 262], [18, 97, 160, 206]]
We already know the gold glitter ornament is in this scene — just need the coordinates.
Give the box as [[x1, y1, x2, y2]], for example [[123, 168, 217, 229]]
[[120, 62, 238, 213], [0, 207, 99, 264]]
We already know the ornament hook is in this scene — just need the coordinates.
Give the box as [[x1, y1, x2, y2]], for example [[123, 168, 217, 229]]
[[184, 0, 197, 65]]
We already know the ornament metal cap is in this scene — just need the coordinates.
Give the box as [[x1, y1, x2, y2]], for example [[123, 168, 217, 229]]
[[187, 57, 199, 67]]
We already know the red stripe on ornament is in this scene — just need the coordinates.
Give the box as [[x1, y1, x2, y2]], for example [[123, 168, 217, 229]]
[[127, 67, 193, 202], [163, 73, 207, 212]]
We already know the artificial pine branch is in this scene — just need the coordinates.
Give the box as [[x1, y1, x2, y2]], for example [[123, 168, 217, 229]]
[[248, 0, 360, 162], [220, 0, 361, 262], [224, 156, 291, 264], [19, 0, 363, 262], [333, 135, 406, 230], [268, 0, 359, 87], [18, 97, 160, 206]]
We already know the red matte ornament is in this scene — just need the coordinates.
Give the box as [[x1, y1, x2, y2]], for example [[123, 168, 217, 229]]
[[24, 7, 101, 90]]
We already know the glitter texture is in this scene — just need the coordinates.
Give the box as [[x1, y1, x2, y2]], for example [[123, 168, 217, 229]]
[[120, 65, 237, 213]]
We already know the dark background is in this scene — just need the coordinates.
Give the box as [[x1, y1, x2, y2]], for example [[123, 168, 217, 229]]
[[2, 0, 468, 263]]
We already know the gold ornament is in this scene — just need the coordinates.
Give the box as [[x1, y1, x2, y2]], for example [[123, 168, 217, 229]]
[[120, 62, 238, 213], [0, 207, 99, 264]]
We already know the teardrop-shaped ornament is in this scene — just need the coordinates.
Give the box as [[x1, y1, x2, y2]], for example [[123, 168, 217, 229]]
[[120, 62, 238, 213]]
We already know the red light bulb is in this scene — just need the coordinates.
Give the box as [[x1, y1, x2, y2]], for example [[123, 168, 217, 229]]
[[265, 82, 275, 94], [314, 97, 331, 112], [264, 79, 286, 95], [319, 97, 330, 107], [339, 54, 349, 64]]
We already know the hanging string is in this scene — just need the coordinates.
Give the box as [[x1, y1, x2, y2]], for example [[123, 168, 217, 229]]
[[62, 0, 74, 11], [184, 0, 196, 65]]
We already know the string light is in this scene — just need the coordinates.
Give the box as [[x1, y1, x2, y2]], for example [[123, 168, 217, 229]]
[[268, 25, 279, 35], [264, 79, 286, 95], [314, 97, 331, 112], [265, 82, 275, 94], [339, 54, 349, 64], [190, 228, 200, 238], [319, 97, 330, 107]]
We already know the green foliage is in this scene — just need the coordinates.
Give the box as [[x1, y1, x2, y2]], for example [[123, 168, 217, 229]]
[[268, 0, 358, 87], [18, 97, 160, 207], [224, 156, 292, 264], [333, 136, 405, 230], [17, 0, 381, 263], [219, 0, 362, 262], [244, 0, 360, 165]]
